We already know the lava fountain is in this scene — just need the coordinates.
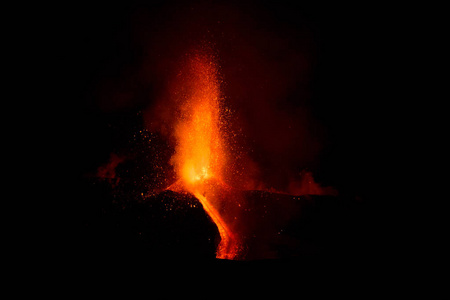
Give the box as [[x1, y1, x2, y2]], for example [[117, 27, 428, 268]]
[[165, 48, 240, 259]]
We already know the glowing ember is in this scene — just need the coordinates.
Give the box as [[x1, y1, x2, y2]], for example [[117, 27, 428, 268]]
[[166, 48, 240, 259]]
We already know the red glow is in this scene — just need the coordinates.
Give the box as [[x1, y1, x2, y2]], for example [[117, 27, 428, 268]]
[[166, 49, 241, 259], [159, 45, 337, 260]]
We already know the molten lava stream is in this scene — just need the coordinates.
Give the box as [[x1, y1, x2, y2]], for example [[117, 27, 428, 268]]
[[192, 192, 236, 260], [166, 179, 239, 259], [165, 49, 241, 259]]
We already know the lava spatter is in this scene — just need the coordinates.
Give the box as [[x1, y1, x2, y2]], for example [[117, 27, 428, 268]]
[[166, 48, 241, 259]]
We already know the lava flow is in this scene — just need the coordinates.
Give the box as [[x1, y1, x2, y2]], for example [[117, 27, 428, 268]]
[[165, 49, 240, 259]]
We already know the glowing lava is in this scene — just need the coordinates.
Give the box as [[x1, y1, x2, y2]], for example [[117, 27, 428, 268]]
[[166, 49, 239, 259]]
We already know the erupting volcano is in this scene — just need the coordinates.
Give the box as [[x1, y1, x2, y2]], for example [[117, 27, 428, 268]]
[[89, 42, 363, 261], [164, 49, 241, 259], [76, 1, 373, 263]]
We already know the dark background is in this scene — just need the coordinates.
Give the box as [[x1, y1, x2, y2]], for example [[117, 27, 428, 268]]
[[57, 0, 387, 263], [66, 0, 381, 197]]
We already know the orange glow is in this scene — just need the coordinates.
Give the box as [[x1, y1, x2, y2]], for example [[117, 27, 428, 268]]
[[193, 191, 236, 259], [167, 49, 240, 259]]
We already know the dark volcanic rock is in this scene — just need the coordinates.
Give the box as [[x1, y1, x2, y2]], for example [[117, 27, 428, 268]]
[[76, 181, 219, 260], [225, 191, 370, 260], [75, 179, 370, 261]]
